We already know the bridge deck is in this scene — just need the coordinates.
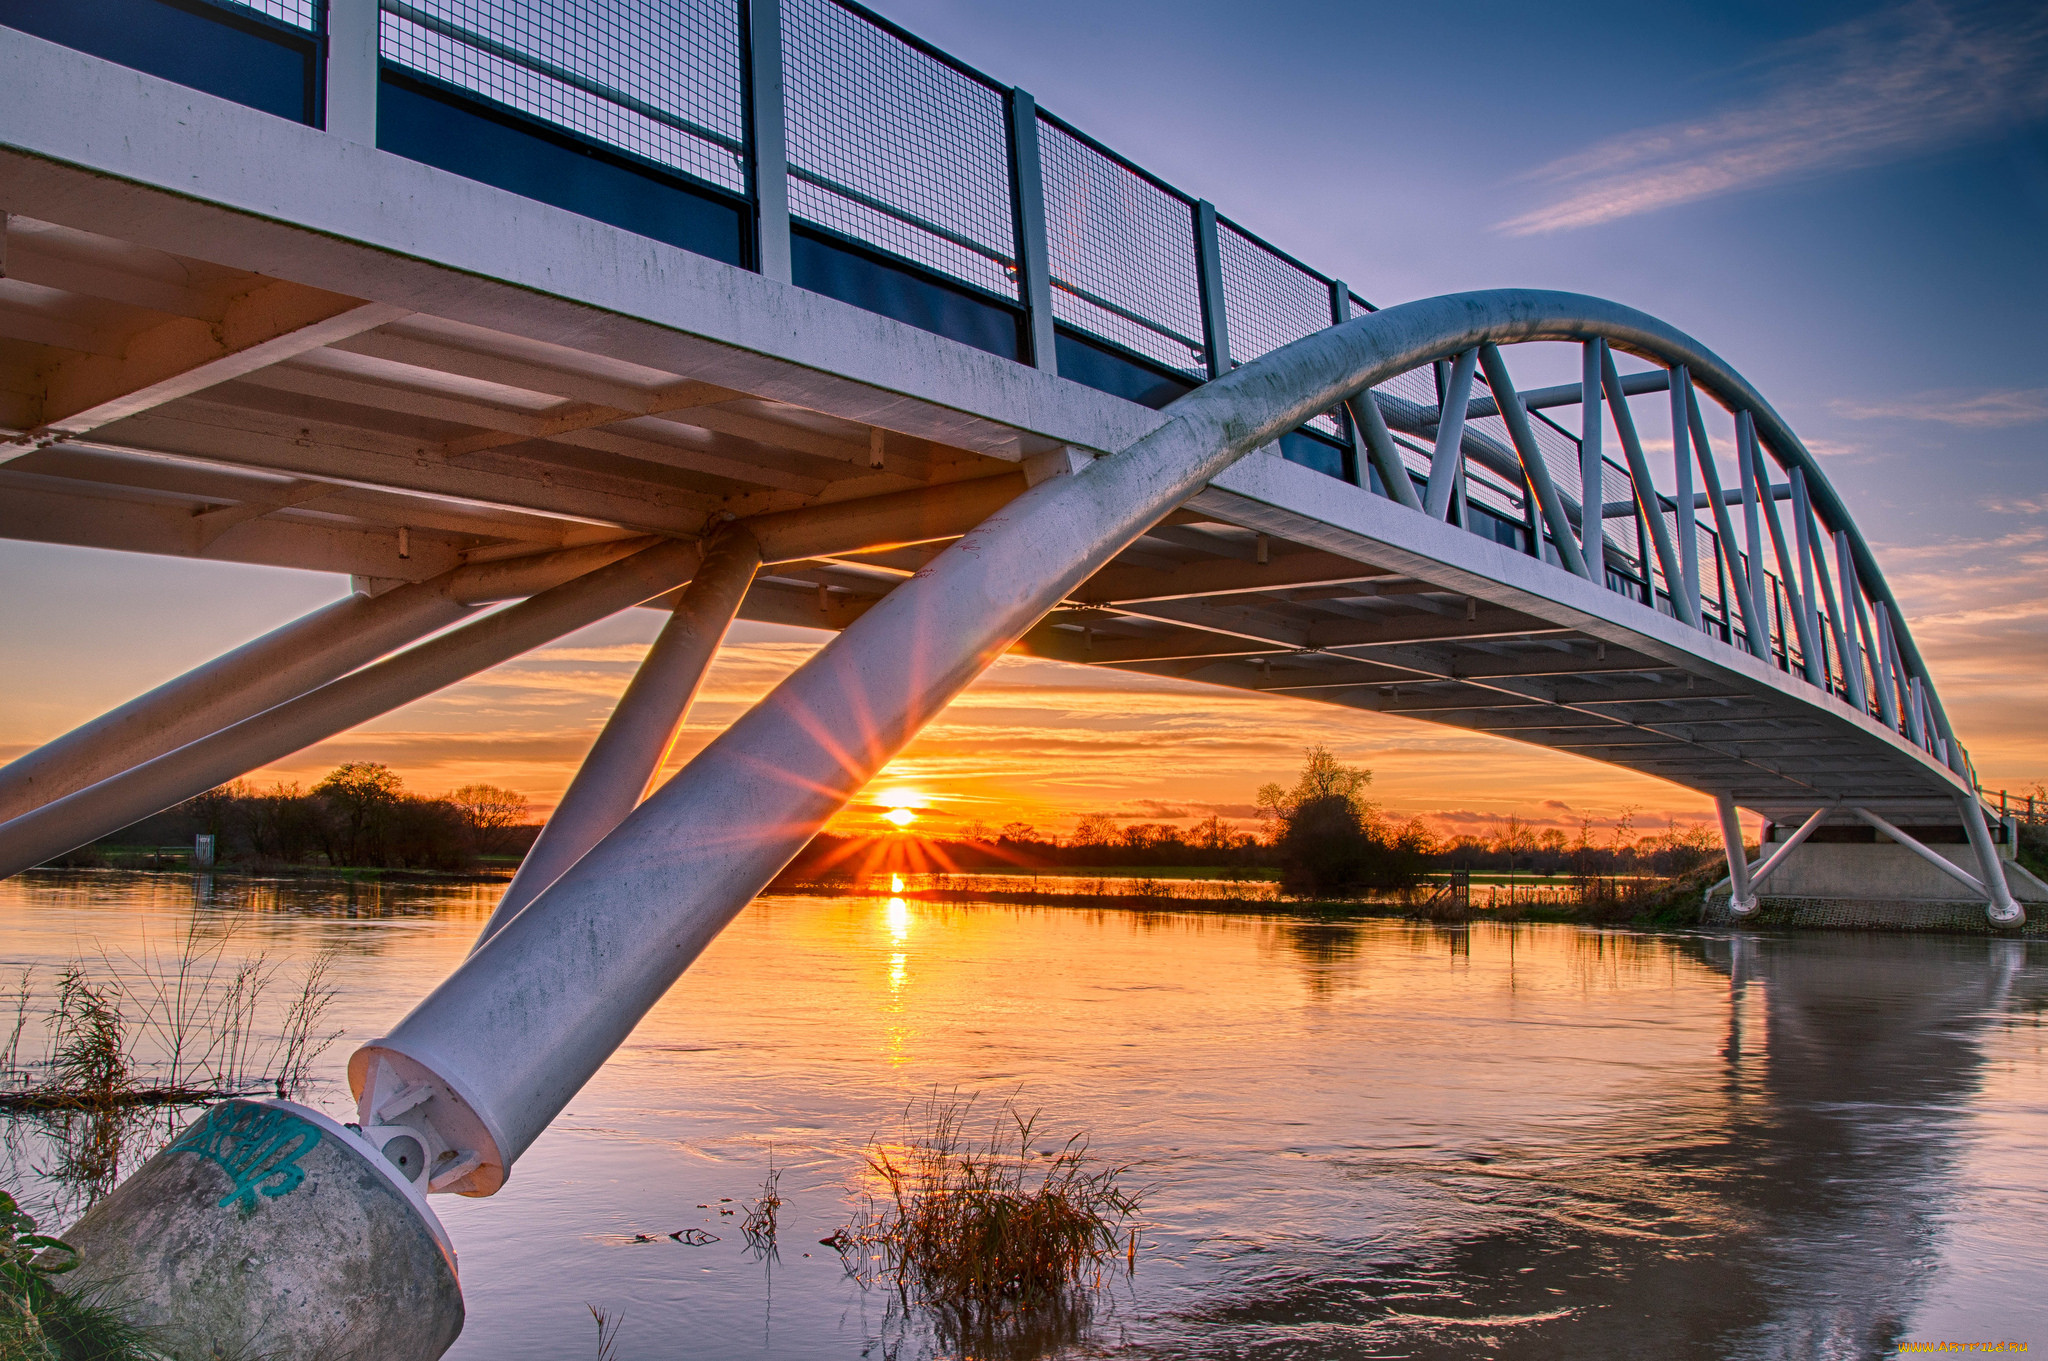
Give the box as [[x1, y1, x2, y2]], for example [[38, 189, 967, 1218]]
[[0, 26, 1967, 826]]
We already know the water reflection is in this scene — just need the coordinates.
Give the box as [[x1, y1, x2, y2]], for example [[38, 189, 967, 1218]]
[[1156, 931, 2031, 1360], [0, 876, 2041, 1358]]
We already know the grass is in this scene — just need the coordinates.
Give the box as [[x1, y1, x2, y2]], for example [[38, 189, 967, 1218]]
[[0, 1189, 160, 1361], [831, 1091, 1142, 1334], [1, 934, 343, 1215], [1, 931, 341, 1116]]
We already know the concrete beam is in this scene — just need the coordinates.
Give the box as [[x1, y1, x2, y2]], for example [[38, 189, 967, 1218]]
[[23, 283, 404, 441]]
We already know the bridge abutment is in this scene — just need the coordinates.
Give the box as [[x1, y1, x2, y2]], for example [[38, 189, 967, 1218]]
[[1705, 813, 2043, 931]]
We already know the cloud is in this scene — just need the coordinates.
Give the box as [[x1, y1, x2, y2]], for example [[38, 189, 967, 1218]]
[[1828, 388, 2048, 428], [1497, 2, 2048, 235]]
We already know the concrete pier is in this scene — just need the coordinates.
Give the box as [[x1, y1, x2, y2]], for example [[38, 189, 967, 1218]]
[[57, 1099, 463, 1361]]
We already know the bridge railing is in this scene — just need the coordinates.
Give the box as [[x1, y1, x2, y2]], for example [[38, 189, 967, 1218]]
[[2, 0, 1969, 781]]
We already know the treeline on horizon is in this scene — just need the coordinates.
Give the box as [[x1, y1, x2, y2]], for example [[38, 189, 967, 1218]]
[[786, 747, 1724, 896], [55, 762, 534, 872], [55, 751, 1723, 890]]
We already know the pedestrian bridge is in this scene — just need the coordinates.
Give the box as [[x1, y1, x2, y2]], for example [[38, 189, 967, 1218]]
[[0, 2, 2033, 1353]]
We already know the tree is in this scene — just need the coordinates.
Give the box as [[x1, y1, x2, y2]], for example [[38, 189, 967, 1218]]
[[1071, 813, 1117, 849], [447, 783, 529, 857], [998, 821, 1038, 845], [314, 762, 403, 865], [1193, 814, 1234, 852], [1257, 746, 1425, 897]]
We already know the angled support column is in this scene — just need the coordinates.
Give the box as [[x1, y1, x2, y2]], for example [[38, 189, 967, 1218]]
[[1745, 804, 1834, 895], [1347, 391, 1423, 512], [1715, 794, 1759, 919], [0, 542, 703, 882], [1851, 806, 2021, 927], [475, 531, 761, 949], [0, 583, 472, 824], [1957, 797, 2026, 929]]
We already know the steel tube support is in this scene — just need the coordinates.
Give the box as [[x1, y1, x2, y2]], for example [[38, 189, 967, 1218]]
[[1957, 796, 2025, 928], [1685, 382, 1766, 659], [1739, 412, 1769, 654], [1600, 346, 1694, 627], [1423, 347, 1477, 521], [1835, 530, 1871, 713], [0, 542, 703, 882], [1715, 793, 1758, 918], [1348, 392, 1423, 512], [1745, 804, 1834, 895], [1580, 339, 1606, 584], [475, 532, 761, 949], [1851, 807, 1988, 899], [1751, 428, 1821, 683], [1791, 468, 1825, 685], [0, 580, 473, 825], [1478, 344, 1589, 579], [1672, 368, 1699, 621]]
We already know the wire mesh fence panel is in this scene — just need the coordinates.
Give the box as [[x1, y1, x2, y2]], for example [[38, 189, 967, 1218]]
[[782, 0, 1016, 297], [235, 0, 317, 29], [1698, 525, 1727, 634], [1596, 454, 1638, 564], [379, 0, 747, 192], [1037, 118, 1205, 377], [1217, 223, 1338, 435]]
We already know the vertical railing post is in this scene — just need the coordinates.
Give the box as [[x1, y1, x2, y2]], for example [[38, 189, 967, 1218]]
[[1330, 281, 1363, 486], [744, 0, 792, 285], [1194, 200, 1230, 380], [323, 0, 380, 144], [1006, 89, 1058, 376]]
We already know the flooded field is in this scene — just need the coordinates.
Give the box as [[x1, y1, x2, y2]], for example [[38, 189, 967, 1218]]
[[2, 869, 2043, 1359]]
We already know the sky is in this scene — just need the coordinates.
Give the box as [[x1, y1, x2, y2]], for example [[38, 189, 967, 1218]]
[[2, 0, 2044, 842]]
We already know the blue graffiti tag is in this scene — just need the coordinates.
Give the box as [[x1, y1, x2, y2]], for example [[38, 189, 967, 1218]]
[[168, 1103, 322, 1212]]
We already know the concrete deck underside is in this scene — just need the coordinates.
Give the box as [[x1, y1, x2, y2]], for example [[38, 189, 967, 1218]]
[[0, 30, 1973, 828]]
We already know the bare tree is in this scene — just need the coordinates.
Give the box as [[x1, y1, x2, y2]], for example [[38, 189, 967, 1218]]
[[446, 784, 529, 857]]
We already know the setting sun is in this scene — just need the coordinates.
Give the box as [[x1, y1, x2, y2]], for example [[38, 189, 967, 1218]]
[[884, 806, 917, 828]]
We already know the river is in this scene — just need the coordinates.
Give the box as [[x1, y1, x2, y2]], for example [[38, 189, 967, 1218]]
[[1, 869, 2042, 1359]]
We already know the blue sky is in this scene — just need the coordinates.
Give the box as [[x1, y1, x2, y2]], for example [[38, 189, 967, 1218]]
[[2, 0, 2042, 829]]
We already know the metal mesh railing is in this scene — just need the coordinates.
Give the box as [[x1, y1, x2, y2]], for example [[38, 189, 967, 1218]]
[[1038, 117, 1205, 376], [782, 0, 1016, 299], [235, 0, 316, 28], [378, 0, 747, 192], [1216, 222, 1339, 436]]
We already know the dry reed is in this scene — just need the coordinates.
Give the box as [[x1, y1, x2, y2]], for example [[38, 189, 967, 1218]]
[[586, 1304, 622, 1361], [741, 1151, 783, 1252], [832, 1091, 1142, 1325]]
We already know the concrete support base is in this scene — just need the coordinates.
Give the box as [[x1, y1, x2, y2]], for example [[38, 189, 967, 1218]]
[[1700, 893, 2048, 936], [57, 1099, 462, 1361], [1742, 838, 2048, 906]]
